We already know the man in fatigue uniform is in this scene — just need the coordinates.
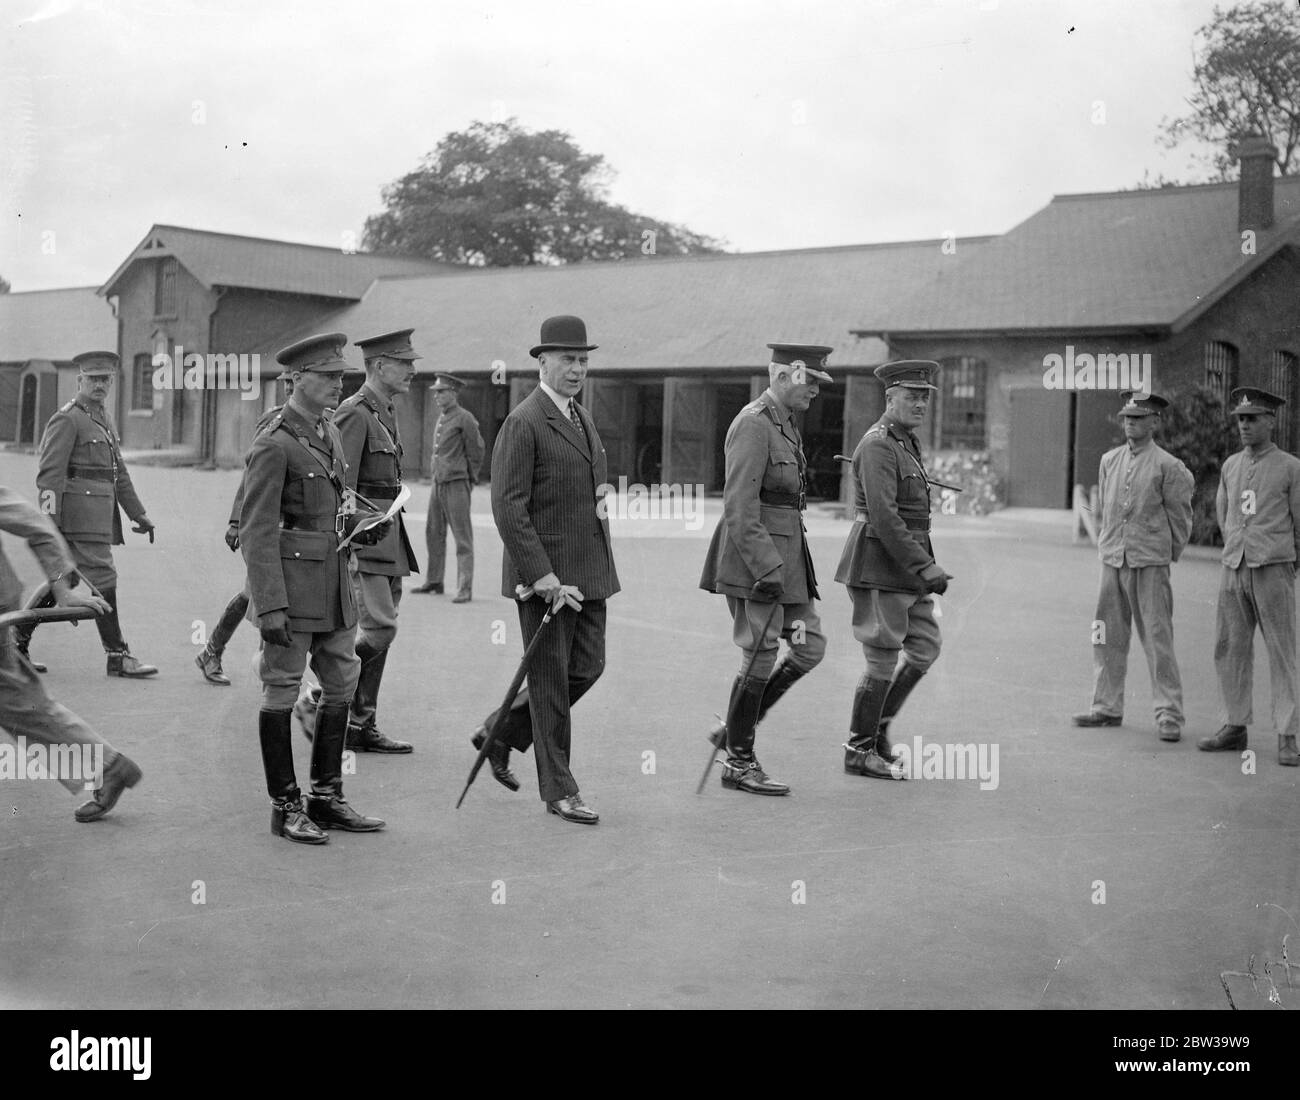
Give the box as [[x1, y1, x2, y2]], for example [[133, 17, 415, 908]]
[[240, 333, 390, 844], [834, 361, 950, 780], [413, 373, 484, 602], [195, 370, 296, 685], [1073, 391, 1194, 740], [1200, 387, 1300, 766], [328, 329, 421, 753], [699, 344, 832, 796], [20, 351, 157, 677], [0, 484, 142, 822]]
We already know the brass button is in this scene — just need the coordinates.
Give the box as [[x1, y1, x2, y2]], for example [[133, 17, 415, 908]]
[[293, 552, 301, 558]]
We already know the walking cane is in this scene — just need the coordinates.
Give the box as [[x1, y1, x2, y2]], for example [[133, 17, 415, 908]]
[[454, 585, 571, 809], [695, 599, 784, 795]]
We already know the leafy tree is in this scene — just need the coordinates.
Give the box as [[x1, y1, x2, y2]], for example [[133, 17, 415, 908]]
[[1159, 1, 1300, 180], [1160, 384, 1239, 546], [363, 120, 724, 266]]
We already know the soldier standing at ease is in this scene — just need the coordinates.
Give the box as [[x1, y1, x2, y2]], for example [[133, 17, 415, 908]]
[[1, 484, 142, 822], [834, 361, 950, 781], [699, 344, 832, 796], [19, 351, 157, 677], [1201, 387, 1300, 767], [195, 370, 295, 685], [414, 373, 484, 602], [328, 329, 421, 753], [240, 333, 391, 844], [1072, 391, 1194, 740]]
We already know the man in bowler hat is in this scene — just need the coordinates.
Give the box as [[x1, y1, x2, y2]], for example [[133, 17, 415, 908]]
[[699, 343, 831, 796], [834, 361, 950, 780], [1073, 391, 1194, 741], [1202, 387, 1300, 766], [480, 315, 620, 824]]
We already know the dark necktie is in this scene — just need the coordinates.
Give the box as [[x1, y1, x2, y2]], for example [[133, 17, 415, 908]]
[[569, 401, 587, 446]]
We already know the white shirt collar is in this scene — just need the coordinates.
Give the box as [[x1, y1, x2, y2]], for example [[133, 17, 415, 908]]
[[538, 378, 571, 415]]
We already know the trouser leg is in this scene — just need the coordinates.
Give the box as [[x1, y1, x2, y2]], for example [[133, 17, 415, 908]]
[[1252, 563, 1298, 740], [1214, 566, 1256, 728], [444, 480, 474, 597], [1089, 565, 1131, 718], [1130, 565, 1184, 727], [425, 482, 448, 586]]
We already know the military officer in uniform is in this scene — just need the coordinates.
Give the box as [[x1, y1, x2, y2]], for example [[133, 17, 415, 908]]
[[19, 351, 157, 677], [414, 373, 484, 602], [1201, 387, 1300, 767], [1072, 391, 1194, 740], [328, 329, 421, 753], [834, 361, 950, 780], [1, 483, 142, 822], [240, 333, 390, 844], [195, 370, 296, 685], [699, 343, 832, 796]]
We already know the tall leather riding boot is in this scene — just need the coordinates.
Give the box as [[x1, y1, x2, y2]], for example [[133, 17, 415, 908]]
[[845, 675, 905, 780], [209, 592, 249, 652], [99, 587, 158, 677], [347, 641, 412, 752], [877, 662, 926, 761], [306, 702, 385, 831], [721, 675, 789, 795], [707, 661, 808, 749], [259, 709, 325, 844], [15, 589, 56, 673]]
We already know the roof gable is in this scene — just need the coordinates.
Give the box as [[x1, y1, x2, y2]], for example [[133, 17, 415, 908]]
[[98, 225, 449, 302]]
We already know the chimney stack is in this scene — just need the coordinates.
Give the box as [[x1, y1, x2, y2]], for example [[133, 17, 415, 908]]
[[1236, 134, 1276, 233]]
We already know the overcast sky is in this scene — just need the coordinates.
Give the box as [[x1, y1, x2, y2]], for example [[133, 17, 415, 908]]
[[2, 0, 1230, 291]]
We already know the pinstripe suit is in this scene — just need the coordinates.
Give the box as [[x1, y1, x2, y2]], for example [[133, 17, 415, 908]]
[[490, 385, 620, 802]]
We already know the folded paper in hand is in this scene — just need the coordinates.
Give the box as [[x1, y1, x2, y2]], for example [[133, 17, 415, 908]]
[[337, 484, 412, 552]]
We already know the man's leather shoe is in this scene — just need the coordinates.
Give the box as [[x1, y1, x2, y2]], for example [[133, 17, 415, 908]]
[[1197, 725, 1247, 752], [271, 797, 328, 844], [844, 745, 907, 780], [195, 644, 230, 685], [546, 793, 599, 824], [471, 727, 520, 791], [1279, 734, 1299, 767], [74, 753, 143, 822], [412, 582, 443, 594], [305, 794, 386, 832], [106, 650, 157, 677], [293, 683, 321, 741], [720, 758, 790, 795], [452, 593, 471, 603], [346, 724, 413, 753], [1157, 720, 1181, 742], [1072, 711, 1121, 727], [17, 641, 46, 674]]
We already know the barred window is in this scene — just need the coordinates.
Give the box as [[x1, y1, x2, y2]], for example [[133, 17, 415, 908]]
[[154, 257, 177, 316], [131, 353, 152, 411], [937, 356, 987, 449], [1203, 341, 1238, 403], [1271, 350, 1297, 451]]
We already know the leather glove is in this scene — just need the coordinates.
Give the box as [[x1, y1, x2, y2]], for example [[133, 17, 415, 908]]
[[751, 576, 784, 601], [350, 513, 393, 547], [224, 523, 240, 552], [258, 610, 292, 648], [920, 563, 951, 596], [131, 516, 156, 543]]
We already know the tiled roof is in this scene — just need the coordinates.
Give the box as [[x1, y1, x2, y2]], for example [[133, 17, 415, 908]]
[[254, 239, 994, 373], [99, 225, 448, 301], [0, 288, 117, 362], [861, 178, 1300, 334]]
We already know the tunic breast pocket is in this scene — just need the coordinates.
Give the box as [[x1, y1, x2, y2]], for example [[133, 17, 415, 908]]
[[279, 530, 328, 619], [766, 445, 801, 493], [288, 470, 337, 516]]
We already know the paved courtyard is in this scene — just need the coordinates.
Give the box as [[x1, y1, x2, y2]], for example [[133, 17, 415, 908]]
[[1, 452, 1296, 1009]]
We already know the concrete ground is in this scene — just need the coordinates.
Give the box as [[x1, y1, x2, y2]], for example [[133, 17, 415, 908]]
[[0, 451, 1296, 1011]]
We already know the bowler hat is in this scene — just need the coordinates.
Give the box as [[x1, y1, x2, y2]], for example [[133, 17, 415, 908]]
[[530, 315, 597, 359]]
